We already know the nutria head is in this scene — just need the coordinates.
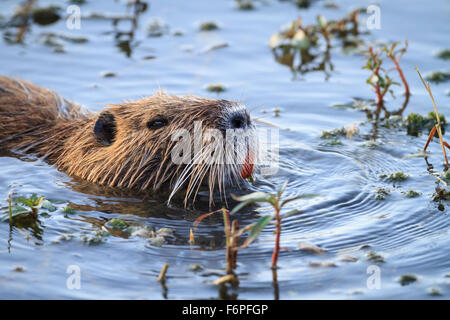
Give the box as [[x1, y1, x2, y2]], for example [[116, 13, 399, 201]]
[[0, 76, 257, 205], [55, 91, 256, 205]]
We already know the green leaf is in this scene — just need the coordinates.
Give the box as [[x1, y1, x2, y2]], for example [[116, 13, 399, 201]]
[[230, 192, 276, 214], [0, 205, 30, 222], [230, 199, 256, 215], [280, 194, 318, 208], [243, 215, 274, 247], [281, 208, 303, 219], [29, 194, 38, 203], [33, 196, 45, 208], [277, 181, 288, 198], [232, 192, 274, 203], [15, 198, 34, 208], [12, 205, 29, 216], [331, 104, 355, 109]]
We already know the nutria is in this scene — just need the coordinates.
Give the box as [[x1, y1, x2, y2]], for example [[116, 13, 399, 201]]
[[0, 76, 255, 205]]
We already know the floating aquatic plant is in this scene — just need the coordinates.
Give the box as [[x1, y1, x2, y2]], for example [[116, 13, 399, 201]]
[[321, 125, 359, 144], [280, 0, 315, 9], [375, 188, 390, 200], [321, 127, 347, 139], [406, 112, 446, 137], [236, 0, 255, 10], [425, 70, 450, 84], [106, 218, 128, 230], [405, 190, 420, 198], [206, 84, 226, 93], [366, 250, 384, 263], [199, 21, 219, 31], [380, 171, 409, 183], [428, 287, 442, 297], [31, 6, 61, 26], [398, 274, 418, 286], [436, 49, 450, 61]]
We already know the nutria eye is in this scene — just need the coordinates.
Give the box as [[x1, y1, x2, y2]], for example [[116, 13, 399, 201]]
[[147, 118, 168, 129]]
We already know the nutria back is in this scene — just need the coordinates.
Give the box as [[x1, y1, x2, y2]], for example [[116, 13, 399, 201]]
[[0, 76, 90, 157]]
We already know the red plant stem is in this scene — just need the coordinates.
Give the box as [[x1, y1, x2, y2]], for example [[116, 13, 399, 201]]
[[373, 67, 384, 119], [272, 268, 279, 300], [369, 47, 384, 118], [374, 73, 383, 105], [271, 206, 281, 269], [368, 48, 382, 102], [391, 57, 410, 96]]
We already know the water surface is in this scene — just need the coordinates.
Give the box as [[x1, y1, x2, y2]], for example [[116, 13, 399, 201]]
[[0, 0, 449, 299]]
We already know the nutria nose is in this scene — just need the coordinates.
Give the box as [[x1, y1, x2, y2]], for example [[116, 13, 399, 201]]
[[230, 111, 251, 129]]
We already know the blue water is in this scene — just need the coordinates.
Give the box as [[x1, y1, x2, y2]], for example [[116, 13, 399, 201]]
[[0, 0, 449, 299]]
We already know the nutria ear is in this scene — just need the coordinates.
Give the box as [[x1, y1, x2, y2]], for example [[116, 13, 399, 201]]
[[94, 111, 117, 146]]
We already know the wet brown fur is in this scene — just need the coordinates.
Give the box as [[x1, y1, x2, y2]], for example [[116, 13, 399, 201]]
[[0, 76, 249, 203]]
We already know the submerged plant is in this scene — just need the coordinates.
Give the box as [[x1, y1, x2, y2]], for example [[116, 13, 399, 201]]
[[405, 190, 420, 198], [236, 0, 254, 10], [194, 182, 307, 284], [199, 21, 219, 31], [436, 49, 450, 61], [375, 188, 390, 200], [380, 171, 409, 183], [425, 70, 450, 84], [1, 194, 56, 223], [398, 274, 418, 286], [230, 181, 305, 269], [406, 112, 446, 137], [206, 84, 226, 93], [321, 127, 347, 139], [366, 250, 384, 263], [194, 208, 247, 279], [281, 0, 315, 9]]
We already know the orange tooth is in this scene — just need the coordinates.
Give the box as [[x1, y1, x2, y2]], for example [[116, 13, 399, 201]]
[[241, 150, 254, 179]]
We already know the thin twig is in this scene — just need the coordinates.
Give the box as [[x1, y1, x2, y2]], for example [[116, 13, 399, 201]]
[[416, 67, 449, 167], [157, 263, 169, 282], [189, 228, 194, 245]]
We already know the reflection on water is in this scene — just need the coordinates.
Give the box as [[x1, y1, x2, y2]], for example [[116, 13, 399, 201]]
[[111, 0, 148, 57], [270, 9, 362, 80], [272, 43, 334, 80], [0, 0, 449, 299]]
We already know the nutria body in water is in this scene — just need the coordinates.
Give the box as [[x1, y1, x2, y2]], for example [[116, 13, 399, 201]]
[[0, 76, 255, 204]]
